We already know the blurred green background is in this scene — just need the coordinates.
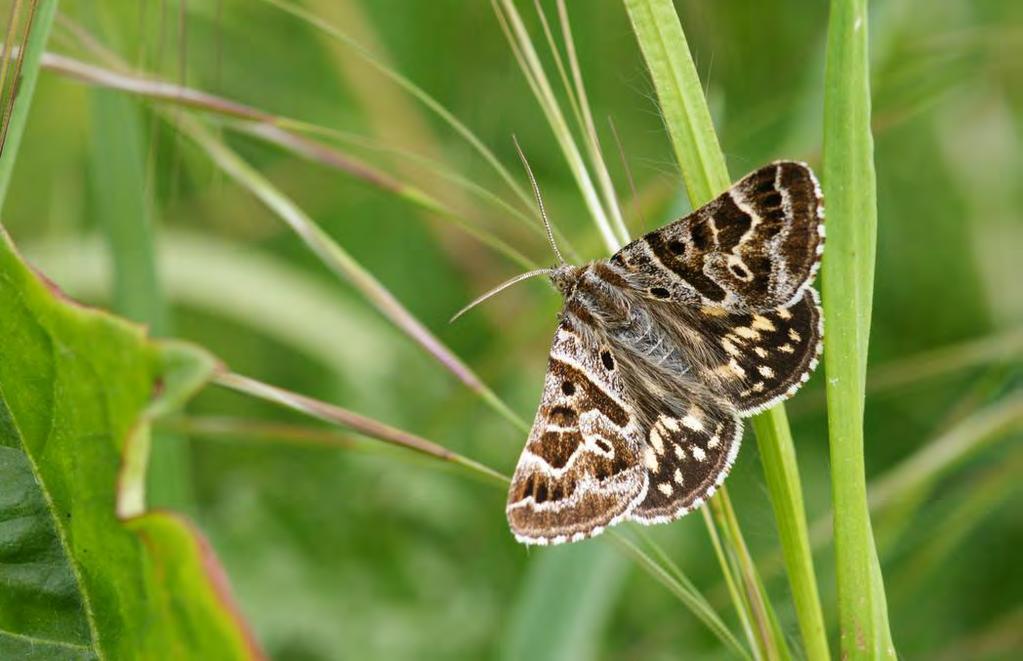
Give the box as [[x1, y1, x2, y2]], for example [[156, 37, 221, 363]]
[[5, 0, 1021, 658]]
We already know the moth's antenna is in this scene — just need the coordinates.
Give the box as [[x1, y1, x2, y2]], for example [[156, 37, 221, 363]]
[[450, 268, 553, 323], [513, 135, 565, 265]]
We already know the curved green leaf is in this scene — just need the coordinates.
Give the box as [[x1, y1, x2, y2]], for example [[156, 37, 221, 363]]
[[0, 230, 260, 659]]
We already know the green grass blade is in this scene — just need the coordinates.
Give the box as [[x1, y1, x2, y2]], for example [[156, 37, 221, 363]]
[[750, 410, 830, 660], [872, 393, 1023, 510], [621, 0, 726, 205], [37, 49, 543, 272], [494, 0, 620, 253], [305, 0, 566, 269], [227, 121, 539, 272], [889, 448, 1023, 601], [624, 1, 826, 658], [700, 507, 759, 656], [257, 0, 534, 212], [614, 530, 752, 659], [176, 116, 529, 433], [709, 491, 791, 661], [209, 371, 741, 655], [88, 87, 196, 510], [752, 391, 1023, 589], [821, 1, 897, 658], [25, 229, 403, 380], [214, 372, 509, 485], [80, 0, 190, 510], [556, 0, 630, 245], [88, 92, 165, 332], [501, 543, 627, 661], [0, 0, 56, 211]]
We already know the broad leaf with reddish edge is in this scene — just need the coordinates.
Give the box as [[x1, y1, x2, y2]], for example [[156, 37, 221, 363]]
[[0, 229, 261, 659]]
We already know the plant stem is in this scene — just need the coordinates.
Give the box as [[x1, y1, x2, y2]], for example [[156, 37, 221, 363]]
[[494, 0, 620, 253], [624, 1, 826, 658], [710, 492, 789, 661], [257, 0, 535, 214], [701, 507, 759, 657], [612, 531, 751, 659], [34, 49, 538, 272], [821, 0, 897, 658], [0, 0, 56, 210], [751, 410, 830, 660], [742, 391, 1023, 593], [215, 371, 509, 485], [177, 116, 529, 434]]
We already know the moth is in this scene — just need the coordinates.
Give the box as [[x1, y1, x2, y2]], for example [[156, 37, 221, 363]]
[[457, 158, 824, 545]]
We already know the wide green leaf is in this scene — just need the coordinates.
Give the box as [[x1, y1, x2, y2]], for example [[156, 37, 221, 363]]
[[0, 230, 260, 658]]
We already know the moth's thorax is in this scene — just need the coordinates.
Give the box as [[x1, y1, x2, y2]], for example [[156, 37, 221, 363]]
[[560, 261, 634, 323], [563, 261, 697, 382]]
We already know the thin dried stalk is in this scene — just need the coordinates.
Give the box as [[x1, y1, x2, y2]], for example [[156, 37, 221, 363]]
[[215, 372, 508, 485]]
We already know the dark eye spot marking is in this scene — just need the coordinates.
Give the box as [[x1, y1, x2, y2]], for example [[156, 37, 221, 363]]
[[691, 222, 713, 250], [548, 405, 577, 426], [760, 190, 783, 210], [561, 380, 576, 396], [594, 464, 608, 480], [534, 481, 548, 503], [600, 350, 615, 370], [667, 240, 686, 256], [521, 476, 535, 501], [730, 263, 751, 280], [594, 438, 612, 454], [650, 287, 671, 299]]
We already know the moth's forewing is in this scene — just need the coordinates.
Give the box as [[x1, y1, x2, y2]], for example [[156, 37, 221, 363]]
[[506, 322, 647, 545], [610, 161, 824, 312]]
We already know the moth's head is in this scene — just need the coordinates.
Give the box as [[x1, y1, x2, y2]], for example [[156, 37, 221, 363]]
[[549, 264, 583, 298]]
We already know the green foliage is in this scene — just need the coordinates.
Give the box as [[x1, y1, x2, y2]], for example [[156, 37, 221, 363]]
[[0, 230, 255, 658]]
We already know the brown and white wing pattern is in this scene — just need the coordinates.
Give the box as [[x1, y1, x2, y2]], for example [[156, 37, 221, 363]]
[[628, 398, 742, 524], [611, 161, 824, 312], [506, 320, 648, 545], [696, 288, 823, 416], [503, 161, 826, 545]]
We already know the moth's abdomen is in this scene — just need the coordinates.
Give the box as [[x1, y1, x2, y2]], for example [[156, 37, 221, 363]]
[[608, 306, 691, 379], [565, 262, 700, 383]]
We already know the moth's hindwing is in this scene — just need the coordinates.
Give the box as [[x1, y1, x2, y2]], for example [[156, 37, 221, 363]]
[[629, 400, 743, 524], [506, 322, 648, 545], [700, 287, 823, 416], [611, 161, 824, 312]]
